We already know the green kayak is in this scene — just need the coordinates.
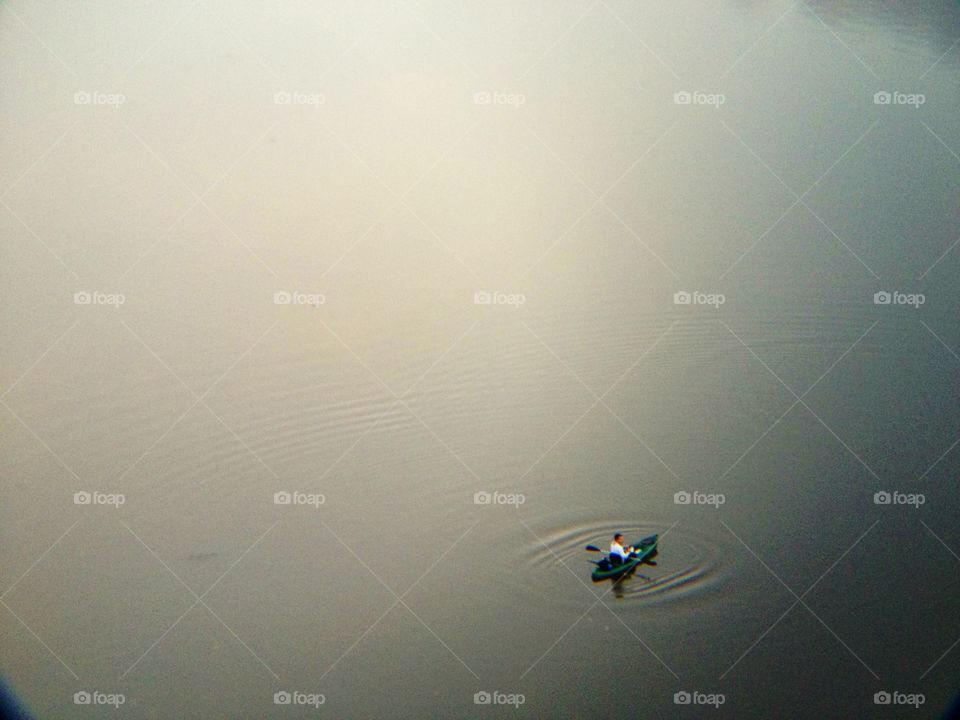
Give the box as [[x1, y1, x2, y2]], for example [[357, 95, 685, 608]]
[[590, 534, 658, 582]]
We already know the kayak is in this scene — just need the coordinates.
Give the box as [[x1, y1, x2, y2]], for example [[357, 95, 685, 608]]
[[591, 534, 658, 582]]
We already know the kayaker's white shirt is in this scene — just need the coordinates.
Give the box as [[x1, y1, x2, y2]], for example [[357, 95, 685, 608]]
[[610, 541, 631, 560]]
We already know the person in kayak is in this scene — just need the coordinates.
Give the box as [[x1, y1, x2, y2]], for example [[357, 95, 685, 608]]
[[609, 533, 636, 566]]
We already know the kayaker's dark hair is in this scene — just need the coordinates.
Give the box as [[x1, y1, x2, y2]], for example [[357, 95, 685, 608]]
[[613, 533, 623, 540]]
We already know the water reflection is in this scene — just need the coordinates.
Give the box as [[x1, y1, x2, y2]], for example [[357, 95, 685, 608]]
[[609, 563, 656, 600]]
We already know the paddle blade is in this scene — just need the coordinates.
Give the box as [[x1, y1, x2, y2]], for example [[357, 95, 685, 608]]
[[585, 545, 601, 553]]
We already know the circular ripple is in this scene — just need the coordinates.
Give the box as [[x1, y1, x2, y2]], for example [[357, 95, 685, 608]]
[[520, 514, 728, 606]]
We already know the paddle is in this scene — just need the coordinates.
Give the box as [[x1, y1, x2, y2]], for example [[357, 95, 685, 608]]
[[584, 545, 610, 566], [586, 543, 642, 555]]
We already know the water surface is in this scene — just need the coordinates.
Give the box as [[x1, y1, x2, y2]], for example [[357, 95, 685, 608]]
[[2, 1, 959, 717]]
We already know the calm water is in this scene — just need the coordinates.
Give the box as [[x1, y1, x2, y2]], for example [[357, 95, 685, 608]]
[[2, 1, 959, 718]]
